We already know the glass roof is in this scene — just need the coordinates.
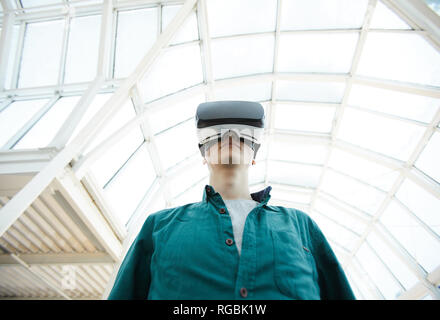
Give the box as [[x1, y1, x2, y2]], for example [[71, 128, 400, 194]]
[[0, 0, 439, 300]]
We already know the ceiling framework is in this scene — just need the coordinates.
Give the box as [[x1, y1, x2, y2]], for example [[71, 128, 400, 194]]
[[0, 0, 439, 300]]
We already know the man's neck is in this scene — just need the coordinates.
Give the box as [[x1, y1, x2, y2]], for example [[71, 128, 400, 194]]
[[209, 166, 252, 200]]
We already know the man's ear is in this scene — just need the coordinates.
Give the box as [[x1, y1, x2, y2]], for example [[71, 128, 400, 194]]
[[202, 158, 207, 165]]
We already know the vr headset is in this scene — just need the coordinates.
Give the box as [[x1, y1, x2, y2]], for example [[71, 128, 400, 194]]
[[195, 101, 265, 159]]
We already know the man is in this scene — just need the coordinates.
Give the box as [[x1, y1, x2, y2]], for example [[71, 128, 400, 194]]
[[107, 101, 355, 300]]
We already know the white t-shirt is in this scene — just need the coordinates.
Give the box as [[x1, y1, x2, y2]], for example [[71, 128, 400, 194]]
[[223, 199, 259, 256]]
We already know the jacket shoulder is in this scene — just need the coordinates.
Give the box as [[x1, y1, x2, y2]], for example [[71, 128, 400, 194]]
[[270, 205, 314, 223]]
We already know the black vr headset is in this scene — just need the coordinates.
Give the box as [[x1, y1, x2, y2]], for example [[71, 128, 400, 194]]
[[195, 101, 265, 159]]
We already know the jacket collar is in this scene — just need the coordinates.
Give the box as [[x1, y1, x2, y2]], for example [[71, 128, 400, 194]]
[[202, 184, 272, 206]]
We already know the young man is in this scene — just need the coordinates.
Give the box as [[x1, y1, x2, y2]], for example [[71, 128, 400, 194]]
[[108, 101, 355, 300]]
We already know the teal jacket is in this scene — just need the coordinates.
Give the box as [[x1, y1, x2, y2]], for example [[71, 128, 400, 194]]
[[108, 185, 355, 300]]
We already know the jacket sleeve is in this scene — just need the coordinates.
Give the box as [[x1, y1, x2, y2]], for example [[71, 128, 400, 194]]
[[307, 216, 356, 300], [107, 214, 155, 300]]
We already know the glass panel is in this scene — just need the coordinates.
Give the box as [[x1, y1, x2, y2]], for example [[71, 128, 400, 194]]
[[278, 33, 358, 73], [425, 0, 440, 16], [84, 98, 140, 153], [167, 163, 207, 198], [276, 80, 346, 103], [337, 108, 426, 161], [67, 93, 113, 145], [0, 99, 50, 148], [214, 81, 272, 102], [313, 199, 367, 235], [369, 1, 411, 29], [320, 169, 386, 215], [415, 131, 440, 183], [103, 144, 156, 226], [173, 177, 209, 207], [210, 34, 274, 80], [344, 266, 369, 300], [270, 187, 312, 204], [207, 0, 276, 37], [114, 8, 158, 79], [312, 211, 360, 252], [254, 129, 269, 162], [64, 15, 101, 84], [89, 130, 144, 188], [148, 94, 203, 135], [270, 138, 329, 165], [367, 228, 419, 290], [248, 161, 266, 185], [357, 32, 440, 87], [19, 20, 64, 88], [280, 0, 369, 30], [20, 0, 62, 7], [328, 148, 400, 192], [380, 199, 440, 273], [395, 178, 440, 236], [162, 5, 199, 45], [126, 178, 161, 231], [274, 103, 335, 133], [139, 44, 203, 103], [356, 241, 404, 299], [154, 120, 200, 170], [348, 84, 440, 123], [13, 96, 80, 149], [144, 183, 166, 214], [350, 258, 382, 299], [87, 99, 145, 188], [271, 198, 309, 211], [267, 160, 322, 188]]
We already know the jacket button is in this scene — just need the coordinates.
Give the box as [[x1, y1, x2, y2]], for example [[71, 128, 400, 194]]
[[225, 238, 233, 246], [219, 208, 226, 214], [240, 287, 248, 298]]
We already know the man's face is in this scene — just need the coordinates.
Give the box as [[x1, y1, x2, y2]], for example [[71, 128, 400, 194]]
[[203, 134, 254, 166]]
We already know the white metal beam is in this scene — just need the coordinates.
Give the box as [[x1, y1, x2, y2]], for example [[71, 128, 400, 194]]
[[52, 167, 122, 261], [0, 148, 57, 175], [130, 85, 173, 206], [96, 0, 113, 77], [385, 0, 440, 50], [79, 172, 127, 242], [264, 0, 283, 187], [0, 252, 113, 266], [8, 253, 72, 299], [0, 12, 14, 90], [57, 14, 70, 88], [8, 19, 25, 91], [2, 72, 439, 101]]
